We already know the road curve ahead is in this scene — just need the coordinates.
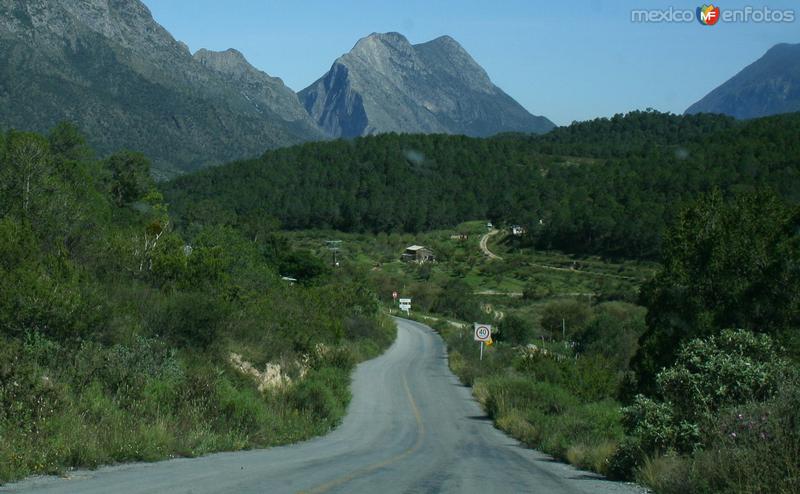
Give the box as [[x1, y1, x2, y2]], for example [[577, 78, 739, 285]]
[[2, 319, 643, 494], [479, 229, 503, 260]]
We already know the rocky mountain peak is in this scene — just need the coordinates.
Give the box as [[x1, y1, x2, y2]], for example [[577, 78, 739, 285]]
[[347, 32, 417, 72], [685, 42, 800, 119], [194, 48, 256, 77], [426, 35, 459, 48], [351, 32, 412, 53], [192, 46, 312, 123], [299, 32, 554, 138], [57, 0, 179, 53]]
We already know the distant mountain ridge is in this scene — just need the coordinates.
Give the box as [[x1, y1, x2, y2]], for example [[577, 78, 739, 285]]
[[0, 2, 554, 177], [0, 0, 323, 177], [685, 42, 800, 119], [299, 32, 555, 138]]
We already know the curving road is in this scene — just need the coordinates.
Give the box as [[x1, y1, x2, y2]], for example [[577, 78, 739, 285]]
[[479, 229, 503, 260], [2, 319, 643, 494]]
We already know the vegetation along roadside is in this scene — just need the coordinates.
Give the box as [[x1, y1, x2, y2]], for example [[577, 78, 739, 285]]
[[0, 124, 395, 484]]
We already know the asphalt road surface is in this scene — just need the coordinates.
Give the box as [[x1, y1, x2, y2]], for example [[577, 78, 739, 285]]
[[2, 318, 644, 494]]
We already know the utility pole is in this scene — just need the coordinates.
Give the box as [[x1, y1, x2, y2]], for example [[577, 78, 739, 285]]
[[325, 240, 342, 268]]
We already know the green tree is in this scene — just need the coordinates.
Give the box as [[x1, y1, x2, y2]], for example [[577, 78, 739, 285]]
[[632, 190, 800, 394], [498, 314, 533, 345], [540, 299, 591, 339], [0, 131, 51, 220], [433, 279, 480, 321], [48, 122, 92, 161], [106, 150, 153, 207]]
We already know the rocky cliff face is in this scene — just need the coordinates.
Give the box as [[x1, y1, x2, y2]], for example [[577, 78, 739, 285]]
[[299, 32, 554, 138], [685, 43, 800, 119], [193, 48, 313, 125], [0, 0, 323, 177]]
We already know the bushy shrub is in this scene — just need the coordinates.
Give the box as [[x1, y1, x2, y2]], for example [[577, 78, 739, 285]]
[[433, 279, 481, 321], [570, 354, 621, 402], [153, 291, 229, 349], [612, 329, 792, 480], [289, 367, 350, 424], [575, 302, 645, 372], [498, 314, 532, 345], [684, 377, 800, 493], [658, 329, 789, 426], [522, 281, 551, 301], [540, 299, 591, 338]]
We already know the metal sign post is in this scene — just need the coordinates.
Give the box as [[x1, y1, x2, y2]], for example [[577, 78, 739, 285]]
[[399, 298, 411, 315], [474, 323, 492, 361]]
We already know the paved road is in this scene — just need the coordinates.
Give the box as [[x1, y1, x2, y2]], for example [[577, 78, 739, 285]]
[[479, 229, 503, 260], [2, 319, 644, 494]]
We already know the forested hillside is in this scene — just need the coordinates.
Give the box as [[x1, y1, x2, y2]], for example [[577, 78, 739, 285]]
[[165, 111, 800, 259], [0, 124, 393, 483]]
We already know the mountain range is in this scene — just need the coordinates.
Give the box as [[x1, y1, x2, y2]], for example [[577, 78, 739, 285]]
[[686, 42, 800, 119], [299, 32, 554, 138], [0, 0, 553, 177], [0, 0, 325, 178]]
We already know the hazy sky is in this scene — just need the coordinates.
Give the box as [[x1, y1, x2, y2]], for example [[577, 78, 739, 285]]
[[146, 0, 798, 126]]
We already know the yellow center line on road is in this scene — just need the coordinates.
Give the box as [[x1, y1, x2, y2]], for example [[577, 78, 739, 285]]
[[297, 376, 425, 494]]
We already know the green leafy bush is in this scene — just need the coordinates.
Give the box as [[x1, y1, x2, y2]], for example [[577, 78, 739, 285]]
[[540, 299, 591, 338], [153, 291, 229, 350], [612, 329, 792, 480], [497, 314, 532, 345]]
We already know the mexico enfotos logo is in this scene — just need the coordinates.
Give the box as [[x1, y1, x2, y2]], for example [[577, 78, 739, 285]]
[[631, 4, 796, 24]]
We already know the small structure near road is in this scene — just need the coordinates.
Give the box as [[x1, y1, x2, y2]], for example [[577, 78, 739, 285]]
[[401, 245, 435, 263], [510, 225, 527, 236]]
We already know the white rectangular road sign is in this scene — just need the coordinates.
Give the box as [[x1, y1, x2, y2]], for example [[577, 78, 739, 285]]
[[398, 298, 411, 304], [474, 323, 492, 342], [399, 303, 411, 309]]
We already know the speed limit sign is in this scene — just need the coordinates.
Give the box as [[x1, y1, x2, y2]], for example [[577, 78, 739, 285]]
[[474, 323, 492, 342]]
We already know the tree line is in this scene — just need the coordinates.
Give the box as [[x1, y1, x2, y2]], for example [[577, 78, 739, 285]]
[[164, 110, 800, 259]]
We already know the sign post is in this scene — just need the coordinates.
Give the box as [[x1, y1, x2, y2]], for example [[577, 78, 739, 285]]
[[474, 323, 492, 361], [399, 298, 412, 315]]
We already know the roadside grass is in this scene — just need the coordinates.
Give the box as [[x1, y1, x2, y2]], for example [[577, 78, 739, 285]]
[[0, 309, 396, 485], [425, 318, 629, 478]]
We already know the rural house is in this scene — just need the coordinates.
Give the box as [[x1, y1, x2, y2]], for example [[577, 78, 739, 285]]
[[401, 245, 435, 263], [511, 225, 527, 236]]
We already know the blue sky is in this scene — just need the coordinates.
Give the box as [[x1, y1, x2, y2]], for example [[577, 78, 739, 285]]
[[146, 1, 798, 126]]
